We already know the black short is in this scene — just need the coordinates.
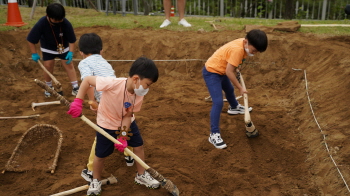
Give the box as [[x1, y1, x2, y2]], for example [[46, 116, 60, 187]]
[[95, 121, 143, 158], [42, 52, 68, 61]]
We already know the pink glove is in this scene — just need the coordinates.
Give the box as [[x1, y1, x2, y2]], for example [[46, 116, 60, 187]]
[[114, 137, 128, 152], [67, 98, 84, 118]]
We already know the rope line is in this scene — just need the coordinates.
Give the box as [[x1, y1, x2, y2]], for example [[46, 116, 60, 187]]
[[304, 70, 350, 193], [53, 59, 207, 62]]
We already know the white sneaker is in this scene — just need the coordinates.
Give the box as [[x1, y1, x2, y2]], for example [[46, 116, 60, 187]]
[[178, 18, 191, 27], [135, 171, 160, 189], [227, 104, 252, 115], [208, 133, 227, 149], [160, 19, 171, 28], [87, 179, 102, 196], [81, 169, 93, 182]]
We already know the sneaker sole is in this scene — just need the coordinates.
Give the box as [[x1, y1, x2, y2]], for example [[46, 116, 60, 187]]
[[87, 193, 101, 196], [81, 173, 93, 182], [227, 111, 244, 115], [134, 179, 160, 189], [208, 137, 227, 149], [227, 108, 253, 115]]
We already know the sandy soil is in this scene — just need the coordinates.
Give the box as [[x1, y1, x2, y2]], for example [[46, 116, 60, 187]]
[[0, 27, 350, 196]]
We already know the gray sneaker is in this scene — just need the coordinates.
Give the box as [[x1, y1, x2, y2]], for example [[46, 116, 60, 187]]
[[134, 171, 160, 189], [227, 104, 252, 115]]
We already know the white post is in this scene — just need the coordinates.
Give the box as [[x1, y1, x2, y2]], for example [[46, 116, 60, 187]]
[[268, 0, 272, 19], [254, 0, 257, 17], [244, 0, 247, 17], [279, 0, 282, 18], [198, 0, 200, 15], [220, 0, 224, 17], [97, 0, 101, 11], [312, 1, 314, 19], [29, 0, 37, 20], [321, 0, 327, 20], [273, 0, 276, 18], [306, 0, 309, 19]]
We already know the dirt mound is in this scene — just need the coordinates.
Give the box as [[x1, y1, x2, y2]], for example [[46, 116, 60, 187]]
[[0, 27, 349, 196]]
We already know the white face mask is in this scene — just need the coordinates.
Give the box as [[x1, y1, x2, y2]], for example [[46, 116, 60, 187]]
[[245, 43, 254, 57], [134, 79, 149, 96]]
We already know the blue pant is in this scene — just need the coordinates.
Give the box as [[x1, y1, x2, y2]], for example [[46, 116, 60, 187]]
[[202, 67, 238, 134]]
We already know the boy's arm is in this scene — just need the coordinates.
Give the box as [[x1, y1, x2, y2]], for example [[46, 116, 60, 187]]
[[67, 76, 97, 118], [68, 42, 75, 53], [28, 41, 37, 54], [75, 76, 97, 100], [121, 111, 133, 132], [226, 63, 247, 96], [87, 87, 96, 102]]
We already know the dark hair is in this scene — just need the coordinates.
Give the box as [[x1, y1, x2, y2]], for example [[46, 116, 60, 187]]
[[46, 3, 65, 20], [245, 29, 268, 52], [345, 5, 350, 15], [129, 57, 159, 83], [79, 33, 103, 55]]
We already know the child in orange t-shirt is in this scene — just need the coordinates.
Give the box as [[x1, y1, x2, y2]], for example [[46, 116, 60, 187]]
[[203, 29, 268, 149], [67, 57, 160, 196]]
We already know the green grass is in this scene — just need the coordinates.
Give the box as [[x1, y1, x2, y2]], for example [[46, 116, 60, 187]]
[[1, 5, 350, 35]]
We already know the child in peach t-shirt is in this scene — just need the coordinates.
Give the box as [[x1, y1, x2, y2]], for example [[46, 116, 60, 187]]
[[203, 29, 268, 149], [67, 57, 160, 196]]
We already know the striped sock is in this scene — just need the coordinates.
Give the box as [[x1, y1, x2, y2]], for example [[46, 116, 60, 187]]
[[71, 81, 79, 89], [45, 81, 53, 88]]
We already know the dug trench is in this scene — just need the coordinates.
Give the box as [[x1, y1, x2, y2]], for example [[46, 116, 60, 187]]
[[0, 27, 349, 196]]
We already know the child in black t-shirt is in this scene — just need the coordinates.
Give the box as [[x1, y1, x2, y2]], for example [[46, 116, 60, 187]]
[[27, 3, 79, 97]]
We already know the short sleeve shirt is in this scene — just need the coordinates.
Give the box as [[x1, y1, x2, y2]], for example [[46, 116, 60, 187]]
[[27, 16, 76, 54], [96, 77, 143, 130], [205, 38, 247, 75], [78, 54, 116, 102]]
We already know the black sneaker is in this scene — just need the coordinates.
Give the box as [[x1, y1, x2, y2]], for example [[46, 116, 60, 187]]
[[72, 87, 79, 96], [125, 156, 134, 166], [81, 169, 93, 182], [208, 133, 227, 149]]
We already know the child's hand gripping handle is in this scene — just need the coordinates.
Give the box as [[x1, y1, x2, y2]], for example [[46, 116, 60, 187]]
[[114, 137, 128, 152], [88, 100, 98, 111], [67, 98, 84, 118]]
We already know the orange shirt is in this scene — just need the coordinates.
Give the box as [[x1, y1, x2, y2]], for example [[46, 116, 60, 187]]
[[205, 38, 247, 75], [96, 77, 143, 130]]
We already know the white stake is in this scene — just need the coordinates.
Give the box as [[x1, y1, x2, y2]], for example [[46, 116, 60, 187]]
[[50, 174, 118, 196], [31, 101, 61, 111]]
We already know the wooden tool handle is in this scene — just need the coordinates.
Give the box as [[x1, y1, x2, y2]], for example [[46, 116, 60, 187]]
[[37, 60, 62, 91], [240, 74, 251, 124]]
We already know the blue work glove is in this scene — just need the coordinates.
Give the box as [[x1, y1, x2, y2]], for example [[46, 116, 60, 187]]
[[65, 51, 73, 64], [31, 53, 40, 62]]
